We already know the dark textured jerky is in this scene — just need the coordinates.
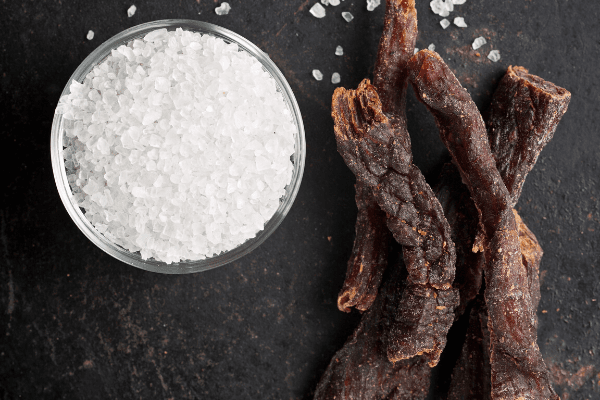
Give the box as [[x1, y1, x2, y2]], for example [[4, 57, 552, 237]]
[[434, 163, 485, 319], [447, 297, 492, 400], [332, 79, 458, 367], [338, 0, 417, 313], [314, 264, 431, 400], [409, 50, 558, 399], [338, 182, 389, 312], [487, 66, 572, 207], [447, 212, 543, 400]]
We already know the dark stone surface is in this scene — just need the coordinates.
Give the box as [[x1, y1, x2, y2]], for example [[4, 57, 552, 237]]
[[1, 0, 598, 399]]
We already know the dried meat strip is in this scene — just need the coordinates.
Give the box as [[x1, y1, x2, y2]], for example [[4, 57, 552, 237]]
[[332, 79, 458, 367], [409, 49, 558, 399], [338, 0, 417, 313], [447, 297, 492, 400], [314, 263, 431, 400], [487, 66, 572, 207], [448, 212, 543, 400]]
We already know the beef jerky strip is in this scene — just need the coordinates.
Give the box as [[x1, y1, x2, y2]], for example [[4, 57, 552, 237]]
[[409, 50, 558, 399], [332, 79, 458, 367], [487, 66, 572, 208], [338, 0, 417, 313], [314, 263, 431, 400], [447, 212, 543, 400], [437, 66, 570, 319]]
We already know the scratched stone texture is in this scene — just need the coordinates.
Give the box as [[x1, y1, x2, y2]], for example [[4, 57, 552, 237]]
[[0, 0, 599, 399]]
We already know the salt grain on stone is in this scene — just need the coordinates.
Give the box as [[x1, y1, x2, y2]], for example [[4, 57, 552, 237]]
[[329, 0, 341, 6], [331, 72, 341, 84], [57, 28, 297, 264], [127, 5, 136, 17], [454, 17, 467, 27], [452, 0, 466, 4], [312, 69, 324, 81], [215, 2, 231, 15], [335, 45, 343, 56], [428, 43, 436, 52], [87, 30, 94, 40], [342, 11, 354, 22], [472, 36, 487, 50], [430, 0, 453, 17], [488, 49, 501, 62], [440, 19, 450, 29], [310, 3, 326, 18], [366, 0, 381, 11], [321, 0, 330, 5]]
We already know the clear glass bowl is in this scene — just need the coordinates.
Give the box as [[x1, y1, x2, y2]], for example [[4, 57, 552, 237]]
[[50, 20, 306, 274]]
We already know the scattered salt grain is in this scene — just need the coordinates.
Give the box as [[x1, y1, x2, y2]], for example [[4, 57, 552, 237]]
[[127, 5, 136, 17], [335, 45, 344, 56], [414, 48, 419, 54], [440, 19, 450, 29], [342, 11, 354, 22], [321, 0, 330, 5], [428, 43, 436, 52], [57, 29, 297, 264], [488, 49, 501, 62], [430, 0, 453, 17], [313, 69, 324, 81], [472, 36, 487, 50], [86, 30, 94, 40], [452, 0, 466, 4], [329, 0, 340, 5], [215, 2, 231, 15], [366, 0, 381, 11], [310, 3, 326, 18], [454, 17, 467, 27], [331, 72, 341, 84]]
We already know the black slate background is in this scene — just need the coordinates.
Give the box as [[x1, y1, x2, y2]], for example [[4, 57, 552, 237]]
[[1, 0, 599, 399]]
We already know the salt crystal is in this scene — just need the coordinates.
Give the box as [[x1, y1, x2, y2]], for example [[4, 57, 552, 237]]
[[366, 0, 380, 11], [215, 2, 231, 15], [414, 48, 419, 55], [331, 72, 341, 84], [440, 19, 451, 29], [87, 30, 94, 40], [487, 49, 501, 62], [428, 43, 436, 52], [321, 0, 329, 5], [472, 36, 487, 50], [454, 17, 467, 27], [430, 0, 452, 17], [310, 3, 326, 18], [312, 69, 324, 81], [127, 5, 136, 17], [335, 45, 343, 56], [329, 0, 340, 5], [452, 0, 466, 4], [342, 11, 354, 22]]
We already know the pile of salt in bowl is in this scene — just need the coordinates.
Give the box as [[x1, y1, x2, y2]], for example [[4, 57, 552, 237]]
[[56, 28, 297, 264]]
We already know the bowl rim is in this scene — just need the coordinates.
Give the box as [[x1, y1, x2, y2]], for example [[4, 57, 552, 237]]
[[50, 19, 306, 274]]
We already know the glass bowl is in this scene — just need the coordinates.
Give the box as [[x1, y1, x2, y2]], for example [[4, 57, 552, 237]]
[[50, 20, 306, 274]]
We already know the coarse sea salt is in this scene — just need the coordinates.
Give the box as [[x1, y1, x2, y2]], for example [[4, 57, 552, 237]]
[[313, 69, 324, 81], [331, 72, 341, 84], [428, 43, 436, 52], [440, 19, 451, 29], [215, 2, 231, 15], [87, 30, 94, 40], [488, 49, 501, 62], [310, 3, 326, 18], [454, 17, 467, 27], [127, 5, 136, 17], [366, 0, 381, 11], [335, 45, 343, 56], [329, 0, 341, 6], [472, 36, 487, 50], [56, 28, 297, 264], [342, 11, 354, 22]]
